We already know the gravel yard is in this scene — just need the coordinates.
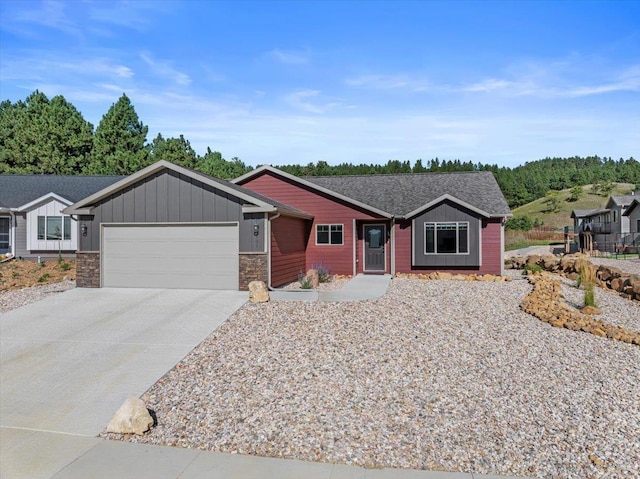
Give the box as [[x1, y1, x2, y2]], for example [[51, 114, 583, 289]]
[[110, 272, 640, 479], [0, 280, 75, 313]]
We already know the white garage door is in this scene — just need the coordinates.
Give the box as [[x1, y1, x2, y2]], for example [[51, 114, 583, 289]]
[[102, 223, 239, 289]]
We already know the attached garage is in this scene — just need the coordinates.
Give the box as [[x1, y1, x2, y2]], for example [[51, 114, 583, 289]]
[[102, 223, 238, 289], [63, 160, 312, 290]]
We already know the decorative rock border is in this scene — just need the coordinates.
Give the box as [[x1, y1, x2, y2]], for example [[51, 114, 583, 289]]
[[506, 253, 640, 302], [521, 272, 640, 346], [395, 272, 509, 282]]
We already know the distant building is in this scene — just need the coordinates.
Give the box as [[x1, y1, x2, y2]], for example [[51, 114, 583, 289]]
[[571, 194, 639, 254]]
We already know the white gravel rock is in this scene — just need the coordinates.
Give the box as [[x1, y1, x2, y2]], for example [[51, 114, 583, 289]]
[[108, 276, 640, 479], [0, 280, 75, 313]]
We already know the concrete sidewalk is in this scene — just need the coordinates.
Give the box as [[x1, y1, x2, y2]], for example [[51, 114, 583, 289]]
[[269, 274, 392, 302], [41, 435, 527, 479]]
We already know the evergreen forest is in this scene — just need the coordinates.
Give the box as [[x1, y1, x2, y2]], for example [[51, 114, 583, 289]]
[[1, 91, 638, 208]]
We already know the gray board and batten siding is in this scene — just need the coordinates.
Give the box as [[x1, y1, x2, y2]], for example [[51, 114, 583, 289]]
[[78, 169, 265, 253], [411, 199, 481, 268]]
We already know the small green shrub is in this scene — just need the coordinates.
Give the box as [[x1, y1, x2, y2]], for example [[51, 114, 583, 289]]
[[298, 272, 313, 289], [12, 271, 19, 278], [59, 261, 71, 271], [312, 262, 331, 283], [522, 263, 543, 275], [37, 273, 51, 283]]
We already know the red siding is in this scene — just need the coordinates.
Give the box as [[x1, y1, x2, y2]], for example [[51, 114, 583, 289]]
[[394, 218, 503, 275], [270, 215, 308, 287], [240, 172, 384, 275]]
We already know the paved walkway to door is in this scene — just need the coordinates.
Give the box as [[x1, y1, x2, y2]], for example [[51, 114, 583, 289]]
[[269, 274, 392, 302]]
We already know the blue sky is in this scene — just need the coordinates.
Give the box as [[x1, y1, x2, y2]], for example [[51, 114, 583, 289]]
[[1, 0, 639, 168]]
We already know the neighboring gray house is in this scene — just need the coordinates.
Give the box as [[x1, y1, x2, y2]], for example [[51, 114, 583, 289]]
[[0, 174, 125, 259], [571, 193, 638, 253], [623, 199, 640, 235]]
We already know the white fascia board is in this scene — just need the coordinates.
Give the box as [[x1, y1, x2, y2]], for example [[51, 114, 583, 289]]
[[403, 194, 491, 219], [242, 205, 277, 214], [17, 192, 72, 212], [63, 160, 276, 214], [233, 165, 392, 219], [242, 204, 313, 220]]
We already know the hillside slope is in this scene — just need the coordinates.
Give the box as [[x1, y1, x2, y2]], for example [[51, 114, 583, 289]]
[[512, 183, 636, 230]]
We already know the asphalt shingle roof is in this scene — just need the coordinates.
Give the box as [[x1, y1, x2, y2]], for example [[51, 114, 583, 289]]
[[0, 170, 311, 218], [303, 171, 511, 217], [0, 175, 126, 208], [610, 195, 637, 206], [571, 207, 610, 218]]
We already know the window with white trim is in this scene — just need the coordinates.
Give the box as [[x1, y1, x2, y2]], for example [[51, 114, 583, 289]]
[[316, 224, 343, 245], [37, 216, 71, 241], [425, 222, 468, 254]]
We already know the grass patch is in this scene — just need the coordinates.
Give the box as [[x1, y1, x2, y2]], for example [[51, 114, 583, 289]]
[[37, 273, 51, 283], [505, 239, 555, 251]]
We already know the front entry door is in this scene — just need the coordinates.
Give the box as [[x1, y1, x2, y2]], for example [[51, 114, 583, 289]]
[[364, 224, 386, 272]]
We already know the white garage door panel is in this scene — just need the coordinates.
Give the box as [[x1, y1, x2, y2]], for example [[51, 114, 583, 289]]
[[102, 224, 239, 289]]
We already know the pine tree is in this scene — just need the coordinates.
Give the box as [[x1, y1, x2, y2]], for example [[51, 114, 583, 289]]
[[86, 93, 149, 174], [0, 91, 93, 174]]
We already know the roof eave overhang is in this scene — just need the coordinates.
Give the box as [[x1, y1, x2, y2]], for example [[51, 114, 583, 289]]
[[63, 207, 93, 215], [623, 200, 639, 216], [63, 160, 277, 215], [233, 165, 392, 219], [242, 204, 313, 220], [242, 205, 277, 214], [402, 194, 493, 219]]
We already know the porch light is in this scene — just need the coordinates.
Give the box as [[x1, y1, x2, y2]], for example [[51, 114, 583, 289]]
[[253, 224, 260, 236], [81, 224, 88, 236]]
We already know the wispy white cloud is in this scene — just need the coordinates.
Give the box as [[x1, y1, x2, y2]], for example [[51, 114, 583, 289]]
[[87, 0, 171, 31], [140, 53, 191, 86], [284, 89, 341, 114], [267, 48, 311, 65], [345, 74, 431, 92], [8, 0, 82, 37], [462, 60, 640, 98], [462, 79, 515, 93], [0, 54, 133, 83]]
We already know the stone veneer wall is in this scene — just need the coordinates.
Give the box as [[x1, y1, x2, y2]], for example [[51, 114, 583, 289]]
[[239, 253, 268, 291], [76, 251, 100, 288]]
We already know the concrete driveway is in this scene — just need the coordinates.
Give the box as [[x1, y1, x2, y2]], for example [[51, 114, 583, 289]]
[[0, 287, 246, 478]]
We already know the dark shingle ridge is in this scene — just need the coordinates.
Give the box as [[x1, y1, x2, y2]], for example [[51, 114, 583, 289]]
[[0, 175, 126, 207], [303, 170, 511, 217]]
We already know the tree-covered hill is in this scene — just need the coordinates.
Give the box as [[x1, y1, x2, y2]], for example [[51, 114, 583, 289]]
[[1, 91, 638, 208]]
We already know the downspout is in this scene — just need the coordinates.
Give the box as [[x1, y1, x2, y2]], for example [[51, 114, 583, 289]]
[[353, 218, 357, 276], [266, 211, 280, 290], [390, 215, 395, 276], [10, 211, 16, 257]]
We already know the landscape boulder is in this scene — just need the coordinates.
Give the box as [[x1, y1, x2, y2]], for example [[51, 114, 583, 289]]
[[248, 281, 270, 303], [305, 269, 320, 288], [106, 397, 154, 435]]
